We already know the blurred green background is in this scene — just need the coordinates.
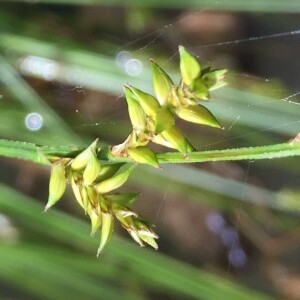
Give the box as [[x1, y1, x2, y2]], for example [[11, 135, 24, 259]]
[[0, 1, 300, 299]]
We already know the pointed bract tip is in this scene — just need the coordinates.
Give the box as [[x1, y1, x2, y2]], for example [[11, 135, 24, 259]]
[[90, 138, 99, 150], [44, 204, 51, 213], [149, 58, 155, 63]]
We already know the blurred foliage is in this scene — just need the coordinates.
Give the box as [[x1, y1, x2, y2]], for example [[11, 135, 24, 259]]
[[0, 1, 300, 299]]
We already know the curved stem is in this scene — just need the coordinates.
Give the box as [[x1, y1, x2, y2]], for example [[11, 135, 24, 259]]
[[0, 139, 299, 166]]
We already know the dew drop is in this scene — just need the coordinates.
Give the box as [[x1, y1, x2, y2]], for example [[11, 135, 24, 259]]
[[125, 59, 143, 76], [25, 112, 43, 131]]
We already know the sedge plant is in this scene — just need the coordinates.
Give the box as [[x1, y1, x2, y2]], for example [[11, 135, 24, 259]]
[[0, 46, 299, 256], [46, 46, 227, 255]]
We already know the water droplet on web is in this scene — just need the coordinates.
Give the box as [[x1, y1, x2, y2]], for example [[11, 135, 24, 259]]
[[25, 112, 43, 131], [115, 51, 132, 67], [20, 55, 58, 81], [125, 59, 143, 76]]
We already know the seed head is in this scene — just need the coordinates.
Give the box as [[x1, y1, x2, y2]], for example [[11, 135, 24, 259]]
[[94, 164, 135, 194], [97, 212, 114, 256], [150, 59, 173, 105], [83, 149, 101, 185], [71, 139, 99, 171], [124, 85, 147, 132], [176, 105, 223, 129], [179, 46, 201, 86], [128, 85, 160, 119], [45, 162, 67, 212], [127, 146, 159, 168]]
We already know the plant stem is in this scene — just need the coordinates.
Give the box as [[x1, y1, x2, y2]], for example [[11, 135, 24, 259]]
[[0, 139, 299, 166]]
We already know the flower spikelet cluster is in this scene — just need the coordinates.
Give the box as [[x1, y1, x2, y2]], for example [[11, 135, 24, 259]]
[[45, 46, 227, 255], [112, 46, 227, 165], [46, 139, 158, 256]]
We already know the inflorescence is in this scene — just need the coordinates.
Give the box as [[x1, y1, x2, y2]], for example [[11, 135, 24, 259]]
[[45, 46, 227, 256]]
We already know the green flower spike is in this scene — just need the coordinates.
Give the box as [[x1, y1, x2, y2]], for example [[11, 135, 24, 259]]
[[139, 232, 158, 250], [41, 45, 230, 256], [133, 218, 158, 250], [113, 204, 138, 219], [86, 186, 99, 208], [114, 215, 141, 246], [202, 69, 227, 91], [79, 185, 91, 213], [168, 85, 182, 108], [94, 164, 135, 194], [106, 192, 140, 206], [152, 133, 176, 149], [128, 84, 161, 119], [128, 228, 145, 247], [176, 105, 223, 129], [160, 125, 192, 156], [154, 106, 175, 134], [114, 211, 158, 249], [114, 209, 132, 228], [71, 177, 85, 209], [71, 139, 99, 171], [179, 45, 201, 86], [191, 78, 210, 100], [96, 163, 125, 182], [127, 146, 160, 168], [150, 59, 173, 105], [97, 212, 114, 256], [124, 85, 147, 133], [83, 149, 101, 186], [45, 161, 67, 211], [88, 205, 102, 236]]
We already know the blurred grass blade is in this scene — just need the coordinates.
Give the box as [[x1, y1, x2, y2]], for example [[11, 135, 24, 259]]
[[4, 0, 300, 13], [0, 246, 134, 300], [0, 55, 78, 144], [0, 33, 152, 94], [133, 164, 300, 212], [213, 87, 300, 136]]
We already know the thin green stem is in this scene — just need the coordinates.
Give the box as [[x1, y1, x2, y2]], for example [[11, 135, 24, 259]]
[[0, 139, 299, 165]]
